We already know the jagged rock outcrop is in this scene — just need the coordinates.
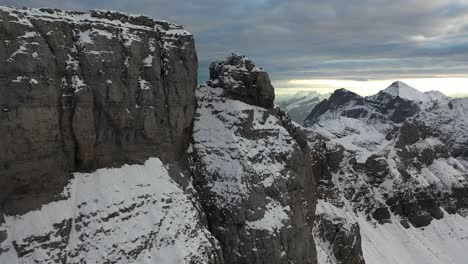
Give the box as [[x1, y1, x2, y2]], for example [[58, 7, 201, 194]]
[[0, 7, 197, 215], [207, 53, 275, 108], [192, 53, 317, 264], [314, 213, 365, 264]]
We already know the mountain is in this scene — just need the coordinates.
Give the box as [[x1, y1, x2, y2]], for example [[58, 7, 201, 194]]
[[2, 5, 468, 264], [379, 81, 450, 108], [0, 6, 318, 262], [0, 6, 217, 263], [382, 81, 429, 101], [276, 91, 330, 123], [303, 85, 468, 264], [192, 53, 317, 263]]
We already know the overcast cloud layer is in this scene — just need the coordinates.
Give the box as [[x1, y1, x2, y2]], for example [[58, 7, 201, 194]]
[[3, 0, 468, 95]]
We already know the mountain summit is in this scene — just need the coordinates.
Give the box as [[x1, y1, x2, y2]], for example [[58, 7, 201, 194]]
[[382, 81, 428, 101], [382, 81, 448, 102]]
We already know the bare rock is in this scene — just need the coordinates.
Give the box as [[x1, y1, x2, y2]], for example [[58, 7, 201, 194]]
[[0, 7, 197, 214], [192, 54, 316, 264], [207, 53, 275, 108]]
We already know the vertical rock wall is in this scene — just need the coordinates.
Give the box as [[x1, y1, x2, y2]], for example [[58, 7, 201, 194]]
[[0, 7, 197, 214]]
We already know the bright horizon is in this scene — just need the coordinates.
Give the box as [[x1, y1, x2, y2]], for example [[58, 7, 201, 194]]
[[273, 78, 468, 97]]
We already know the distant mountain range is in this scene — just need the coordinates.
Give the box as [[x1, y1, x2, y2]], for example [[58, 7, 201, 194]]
[[304, 81, 468, 264], [276, 91, 330, 123]]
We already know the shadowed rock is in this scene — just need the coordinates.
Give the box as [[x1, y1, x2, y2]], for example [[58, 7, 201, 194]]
[[207, 53, 275, 108], [0, 6, 197, 214]]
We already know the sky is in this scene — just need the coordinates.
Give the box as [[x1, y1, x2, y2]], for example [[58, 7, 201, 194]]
[[3, 0, 468, 97]]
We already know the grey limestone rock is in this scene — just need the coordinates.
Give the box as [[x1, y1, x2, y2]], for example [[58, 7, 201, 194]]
[[207, 53, 275, 108], [192, 54, 317, 264], [0, 7, 197, 215]]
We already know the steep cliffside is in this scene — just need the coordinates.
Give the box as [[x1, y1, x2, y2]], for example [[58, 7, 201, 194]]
[[0, 6, 222, 264], [0, 7, 197, 215], [192, 54, 317, 263], [0, 7, 321, 263]]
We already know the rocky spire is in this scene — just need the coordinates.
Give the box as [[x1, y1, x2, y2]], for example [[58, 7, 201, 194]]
[[205, 53, 275, 108]]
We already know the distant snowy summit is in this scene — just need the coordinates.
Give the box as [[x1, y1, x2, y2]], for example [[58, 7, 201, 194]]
[[382, 81, 449, 103], [303, 80, 468, 264], [277, 81, 451, 124]]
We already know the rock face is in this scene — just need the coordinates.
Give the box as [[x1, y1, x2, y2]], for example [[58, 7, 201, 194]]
[[304, 82, 468, 264], [0, 8, 321, 263], [314, 213, 365, 264], [0, 7, 197, 214], [192, 54, 317, 264], [0, 6, 224, 264], [207, 53, 275, 108], [7, 6, 468, 264]]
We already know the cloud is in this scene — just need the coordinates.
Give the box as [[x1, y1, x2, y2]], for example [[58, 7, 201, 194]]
[[3, 0, 468, 87]]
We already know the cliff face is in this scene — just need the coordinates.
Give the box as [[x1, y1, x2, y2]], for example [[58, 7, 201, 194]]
[[0, 7, 197, 215], [0, 7, 226, 263], [192, 54, 317, 264], [0, 7, 321, 263]]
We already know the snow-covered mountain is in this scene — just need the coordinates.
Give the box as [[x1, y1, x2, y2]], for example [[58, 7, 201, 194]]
[[2, 5, 468, 264], [276, 91, 330, 123], [192, 53, 317, 263], [303, 82, 468, 264], [0, 6, 218, 263], [0, 7, 318, 261]]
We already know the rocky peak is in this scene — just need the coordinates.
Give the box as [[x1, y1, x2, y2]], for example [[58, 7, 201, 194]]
[[193, 54, 317, 264], [303, 88, 364, 126], [328, 88, 362, 104], [382, 81, 449, 104], [382, 81, 421, 99], [207, 53, 275, 108]]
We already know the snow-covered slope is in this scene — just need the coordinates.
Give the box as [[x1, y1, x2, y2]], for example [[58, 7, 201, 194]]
[[0, 158, 222, 263], [382, 81, 428, 101], [304, 84, 468, 264], [317, 200, 468, 264], [382, 81, 450, 105]]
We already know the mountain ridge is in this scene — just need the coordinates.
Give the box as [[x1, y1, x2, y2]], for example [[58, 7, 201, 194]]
[[1, 5, 468, 264], [303, 80, 468, 264]]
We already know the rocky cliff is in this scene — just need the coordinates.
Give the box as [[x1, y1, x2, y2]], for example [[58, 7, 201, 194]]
[[0, 6, 222, 264], [0, 7, 320, 263], [3, 6, 467, 264], [192, 53, 317, 263], [0, 6, 197, 216]]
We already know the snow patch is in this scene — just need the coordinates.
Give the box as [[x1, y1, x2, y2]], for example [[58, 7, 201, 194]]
[[138, 78, 151, 90], [0, 158, 219, 264], [246, 199, 290, 232]]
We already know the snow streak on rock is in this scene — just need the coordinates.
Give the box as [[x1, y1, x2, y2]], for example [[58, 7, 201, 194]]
[[193, 86, 295, 210], [191, 53, 316, 264]]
